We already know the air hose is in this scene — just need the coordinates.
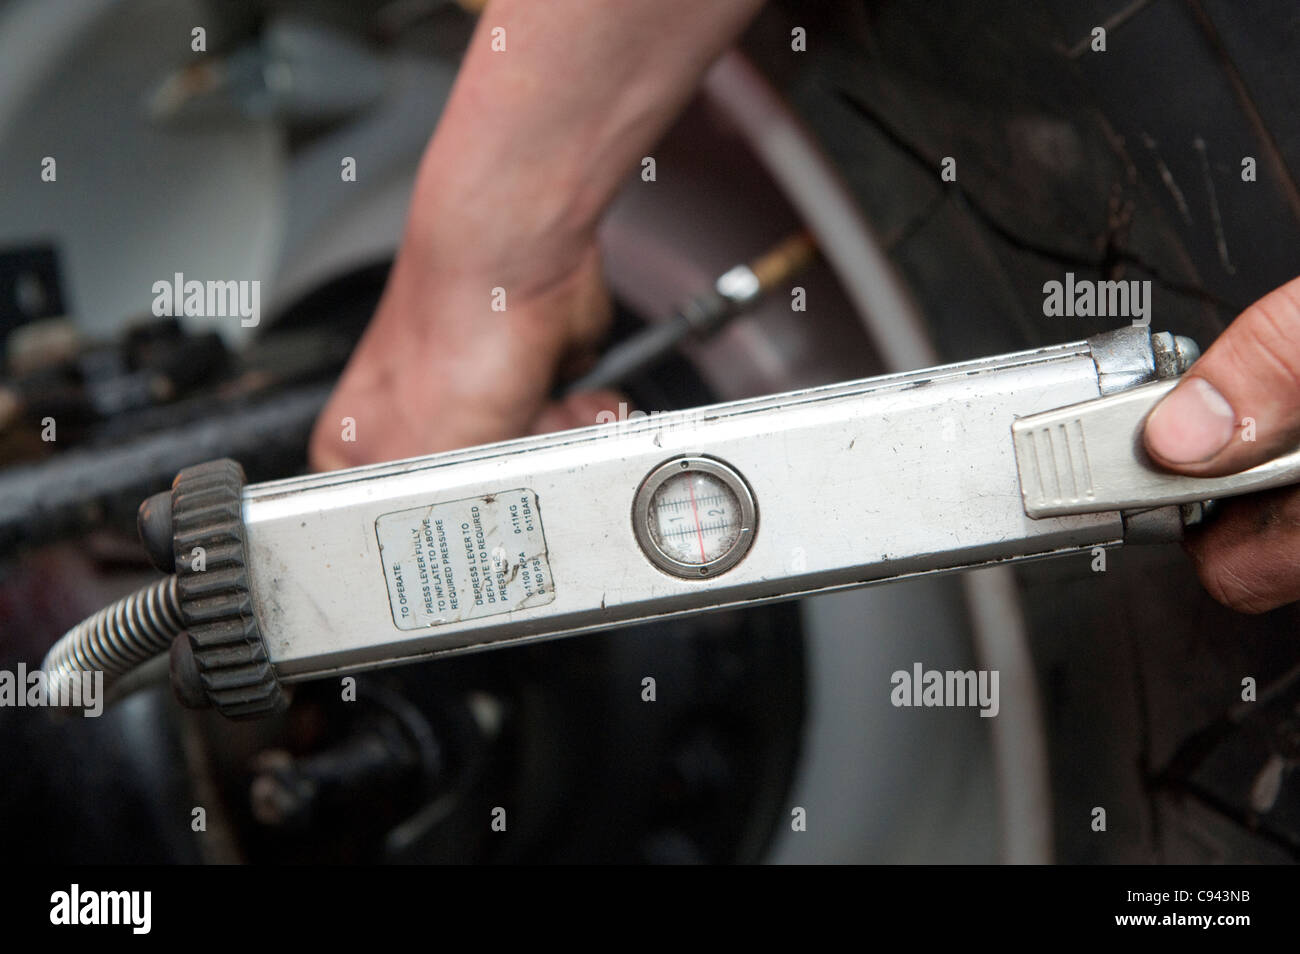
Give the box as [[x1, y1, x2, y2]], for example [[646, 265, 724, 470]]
[[40, 458, 285, 718], [41, 575, 184, 697]]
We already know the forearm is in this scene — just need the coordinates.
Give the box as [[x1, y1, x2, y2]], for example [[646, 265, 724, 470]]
[[312, 0, 759, 468], [404, 0, 765, 294]]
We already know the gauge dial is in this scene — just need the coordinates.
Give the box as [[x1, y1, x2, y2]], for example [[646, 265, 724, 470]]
[[648, 470, 741, 564], [633, 457, 756, 577]]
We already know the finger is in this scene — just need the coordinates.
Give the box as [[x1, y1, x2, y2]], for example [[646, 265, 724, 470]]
[[1183, 485, 1300, 613], [1143, 276, 1300, 477], [309, 386, 371, 472], [529, 390, 628, 435]]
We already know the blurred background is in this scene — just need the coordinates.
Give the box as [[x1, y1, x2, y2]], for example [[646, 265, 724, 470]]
[[0, 0, 1297, 863]]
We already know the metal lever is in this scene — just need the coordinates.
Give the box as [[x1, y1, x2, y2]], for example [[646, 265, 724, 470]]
[[1013, 377, 1300, 518]]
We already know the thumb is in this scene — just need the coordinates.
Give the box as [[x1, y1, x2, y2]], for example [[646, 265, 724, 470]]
[[1143, 275, 1300, 477]]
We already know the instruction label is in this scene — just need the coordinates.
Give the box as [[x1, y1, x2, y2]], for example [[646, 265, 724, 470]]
[[376, 489, 554, 631]]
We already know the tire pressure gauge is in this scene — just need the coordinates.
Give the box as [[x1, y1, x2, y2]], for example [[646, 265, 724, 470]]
[[63, 326, 1299, 723], [632, 456, 757, 578]]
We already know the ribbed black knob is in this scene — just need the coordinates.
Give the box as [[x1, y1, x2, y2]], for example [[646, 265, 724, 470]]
[[170, 458, 285, 719]]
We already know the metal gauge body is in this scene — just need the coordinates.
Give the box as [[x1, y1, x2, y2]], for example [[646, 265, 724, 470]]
[[633, 456, 757, 577], [199, 326, 1186, 684]]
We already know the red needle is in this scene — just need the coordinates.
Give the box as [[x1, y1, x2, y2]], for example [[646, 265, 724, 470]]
[[687, 480, 707, 562]]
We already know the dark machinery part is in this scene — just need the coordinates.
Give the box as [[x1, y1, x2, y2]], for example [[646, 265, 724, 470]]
[[0, 263, 387, 560], [248, 686, 442, 833], [0, 384, 330, 557]]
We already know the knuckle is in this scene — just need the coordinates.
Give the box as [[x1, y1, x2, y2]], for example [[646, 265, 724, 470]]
[[1233, 293, 1300, 398], [1197, 552, 1276, 614]]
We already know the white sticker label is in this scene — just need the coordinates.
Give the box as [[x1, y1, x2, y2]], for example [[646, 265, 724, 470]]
[[376, 489, 554, 631]]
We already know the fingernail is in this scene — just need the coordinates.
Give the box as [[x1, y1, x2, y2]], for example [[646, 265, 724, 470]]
[[1145, 376, 1236, 463]]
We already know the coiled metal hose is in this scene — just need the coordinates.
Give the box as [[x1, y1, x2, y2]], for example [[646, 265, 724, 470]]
[[41, 575, 185, 697]]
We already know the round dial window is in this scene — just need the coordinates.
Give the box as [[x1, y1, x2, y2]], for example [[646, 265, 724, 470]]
[[633, 457, 756, 577]]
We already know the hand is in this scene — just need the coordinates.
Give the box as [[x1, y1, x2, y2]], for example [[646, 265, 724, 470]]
[[308, 0, 763, 468], [309, 241, 622, 469], [1143, 275, 1300, 612]]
